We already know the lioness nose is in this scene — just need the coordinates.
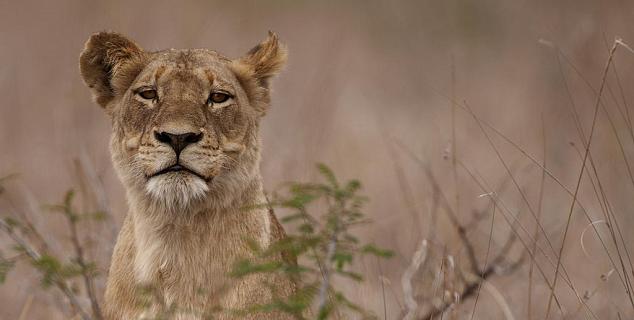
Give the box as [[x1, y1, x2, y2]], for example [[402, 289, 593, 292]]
[[154, 131, 203, 156]]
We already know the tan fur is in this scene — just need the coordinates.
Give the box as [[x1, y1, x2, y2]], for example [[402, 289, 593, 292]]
[[79, 31, 294, 319]]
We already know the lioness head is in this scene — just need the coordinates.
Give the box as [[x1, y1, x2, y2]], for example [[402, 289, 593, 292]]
[[79, 32, 286, 210]]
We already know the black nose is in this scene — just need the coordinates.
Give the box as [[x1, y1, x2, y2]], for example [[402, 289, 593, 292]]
[[154, 131, 203, 156]]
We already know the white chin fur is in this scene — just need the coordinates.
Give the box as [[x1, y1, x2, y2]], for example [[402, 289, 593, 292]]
[[145, 173, 209, 209]]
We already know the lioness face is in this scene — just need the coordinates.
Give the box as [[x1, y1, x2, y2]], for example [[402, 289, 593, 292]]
[[80, 32, 286, 209], [121, 52, 254, 208]]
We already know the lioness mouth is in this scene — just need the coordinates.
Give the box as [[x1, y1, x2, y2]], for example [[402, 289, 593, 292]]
[[151, 164, 207, 181]]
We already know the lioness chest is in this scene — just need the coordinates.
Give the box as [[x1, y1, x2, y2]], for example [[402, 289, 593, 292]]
[[106, 208, 276, 318], [138, 210, 268, 299]]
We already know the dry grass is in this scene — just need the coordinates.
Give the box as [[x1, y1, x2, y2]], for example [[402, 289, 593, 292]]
[[2, 0, 634, 319]]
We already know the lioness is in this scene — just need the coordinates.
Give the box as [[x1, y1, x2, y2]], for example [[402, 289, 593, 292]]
[[79, 31, 295, 319]]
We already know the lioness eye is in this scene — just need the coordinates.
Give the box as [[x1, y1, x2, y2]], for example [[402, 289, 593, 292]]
[[208, 92, 230, 104], [138, 89, 157, 100]]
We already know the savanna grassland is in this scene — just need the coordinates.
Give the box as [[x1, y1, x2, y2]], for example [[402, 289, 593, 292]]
[[1, 0, 634, 319]]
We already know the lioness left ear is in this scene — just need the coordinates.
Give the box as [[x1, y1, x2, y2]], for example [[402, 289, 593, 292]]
[[231, 31, 287, 115], [79, 32, 147, 112]]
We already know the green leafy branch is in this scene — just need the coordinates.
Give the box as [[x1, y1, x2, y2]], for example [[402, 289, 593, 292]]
[[230, 164, 393, 319], [0, 179, 105, 320]]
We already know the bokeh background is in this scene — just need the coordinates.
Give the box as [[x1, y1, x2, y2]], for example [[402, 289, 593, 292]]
[[1, 0, 634, 319]]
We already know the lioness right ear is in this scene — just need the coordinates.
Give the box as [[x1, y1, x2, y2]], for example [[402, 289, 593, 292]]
[[79, 32, 147, 110]]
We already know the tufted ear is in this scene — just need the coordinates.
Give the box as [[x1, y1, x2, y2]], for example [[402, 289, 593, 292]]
[[79, 32, 147, 111], [231, 31, 287, 115]]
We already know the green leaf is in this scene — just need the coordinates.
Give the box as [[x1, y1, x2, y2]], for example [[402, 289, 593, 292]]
[[316, 163, 338, 188], [63, 190, 75, 209], [282, 192, 319, 209], [32, 255, 62, 288], [361, 244, 394, 258], [0, 259, 15, 284], [335, 269, 364, 282], [3, 217, 19, 229], [298, 223, 314, 234], [332, 252, 353, 269], [317, 301, 334, 320], [87, 211, 107, 221], [229, 260, 283, 278], [280, 213, 308, 224], [344, 179, 362, 194]]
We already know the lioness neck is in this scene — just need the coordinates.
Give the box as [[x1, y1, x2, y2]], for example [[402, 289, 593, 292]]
[[128, 176, 271, 287]]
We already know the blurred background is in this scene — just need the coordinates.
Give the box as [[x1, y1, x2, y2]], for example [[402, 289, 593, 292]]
[[1, 0, 634, 318]]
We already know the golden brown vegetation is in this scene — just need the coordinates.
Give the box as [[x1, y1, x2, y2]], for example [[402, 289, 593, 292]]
[[1, 1, 634, 319]]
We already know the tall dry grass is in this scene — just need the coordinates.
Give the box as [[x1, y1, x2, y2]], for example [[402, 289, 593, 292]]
[[1, 0, 634, 319]]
